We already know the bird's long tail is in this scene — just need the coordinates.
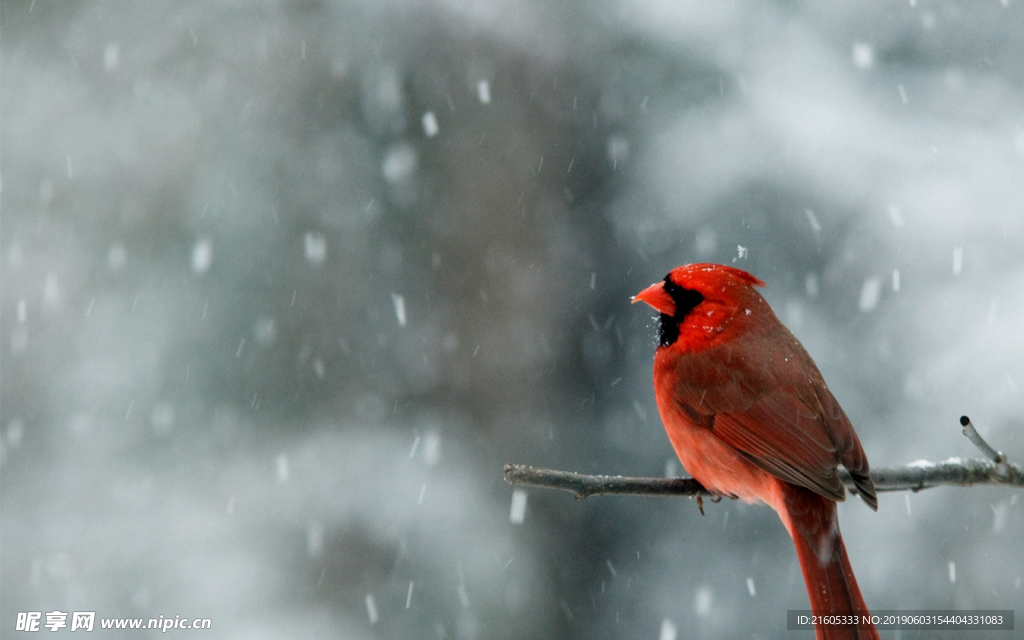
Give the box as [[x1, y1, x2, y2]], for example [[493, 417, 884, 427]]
[[778, 484, 879, 640]]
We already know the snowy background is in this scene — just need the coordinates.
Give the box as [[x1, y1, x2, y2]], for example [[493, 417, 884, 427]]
[[2, 1, 1023, 638]]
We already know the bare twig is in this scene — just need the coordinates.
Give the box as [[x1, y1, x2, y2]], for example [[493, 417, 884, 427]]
[[504, 416, 1022, 500], [960, 415, 1006, 464], [503, 463, 715, 500]]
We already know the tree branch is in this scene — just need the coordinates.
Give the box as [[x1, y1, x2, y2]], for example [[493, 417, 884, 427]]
[[960, 415, 1006, 464], [504, 416, 1023, 501]]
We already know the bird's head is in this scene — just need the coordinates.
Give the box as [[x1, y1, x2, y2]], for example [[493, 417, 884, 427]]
[[633, 263, 767, 348]]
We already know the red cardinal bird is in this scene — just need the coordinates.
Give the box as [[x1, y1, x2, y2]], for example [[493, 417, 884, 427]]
[[634, 263, 878, 640]]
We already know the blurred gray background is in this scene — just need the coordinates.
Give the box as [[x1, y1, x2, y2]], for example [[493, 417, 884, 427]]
[[2, 1, 1022, 638]]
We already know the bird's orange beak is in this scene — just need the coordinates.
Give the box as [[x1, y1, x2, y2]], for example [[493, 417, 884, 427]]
[[632, 281, 676, 316]]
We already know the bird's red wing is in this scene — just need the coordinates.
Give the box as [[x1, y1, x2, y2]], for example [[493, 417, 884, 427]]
[[661, 315, 877, 507], [812, 382, 878, 510], [709, 391, 848, 502], [667, 362, 850, 503]]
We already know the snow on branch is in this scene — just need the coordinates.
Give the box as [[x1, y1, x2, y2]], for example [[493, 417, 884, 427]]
[[504, 416, 1023, 501]]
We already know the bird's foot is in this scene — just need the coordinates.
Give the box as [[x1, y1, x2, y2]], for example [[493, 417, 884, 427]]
[[695, 493, 729, 516]]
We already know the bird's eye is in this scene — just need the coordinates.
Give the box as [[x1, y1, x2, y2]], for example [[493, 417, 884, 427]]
[[662, 276, 704, 319]]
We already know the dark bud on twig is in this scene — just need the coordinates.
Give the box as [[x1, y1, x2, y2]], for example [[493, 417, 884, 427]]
[[960, 415, 1006, 465]]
